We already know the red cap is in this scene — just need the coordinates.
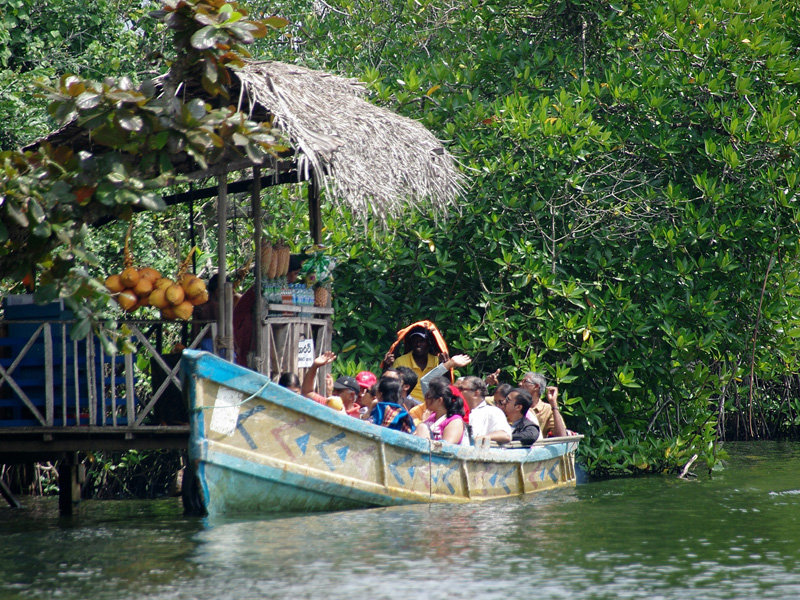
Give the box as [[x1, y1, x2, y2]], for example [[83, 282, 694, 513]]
[[356, 371, 377, 389]]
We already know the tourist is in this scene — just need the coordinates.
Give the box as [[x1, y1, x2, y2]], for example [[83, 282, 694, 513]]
[[394, 366, 421, 412], [519, 372, 567, 437], [382, 324, 444, 403], [492, 383, 513, 406], [356, 370, 377, 406], [499, 388, 541, 445], [301, 351, 363, 417], [277, 372, 301, 394], [408, 353, 472, 423], [363, 376, 415, 433], [414, 377, 470, 446], [457, 375, 512, 444]]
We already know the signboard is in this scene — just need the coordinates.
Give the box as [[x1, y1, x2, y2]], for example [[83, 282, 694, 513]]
[[297, 338, 314, 368]]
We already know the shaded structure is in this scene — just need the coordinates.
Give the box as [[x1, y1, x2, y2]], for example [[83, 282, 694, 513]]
[[1, 59, 465, 513]]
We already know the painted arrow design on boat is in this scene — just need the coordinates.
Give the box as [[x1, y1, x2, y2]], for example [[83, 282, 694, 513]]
[[436, 461, 460, 494], [315, 432, 348, 471], [539, 462, 558, 483], [236, 406, 266, 449], [388, 454, 412, 485], [489, 465, 517, 494], [269, 417, 308, 458]]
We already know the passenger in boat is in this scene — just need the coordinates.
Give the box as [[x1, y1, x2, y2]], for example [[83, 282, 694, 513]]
[[518, 372, 567, 438], [382, 326, 440, 404], [491, 383, 513, 406], [301, 351, 363, 417], [277, 372, 302, 394], [414, 377, 470, 446], [363, 376, 416, 433], [498, 388, 541, 445], [408, 354, 472, 424], [356, 370, 377, 405], [394, 366, 421, 412], [456, 376, 512, 444]]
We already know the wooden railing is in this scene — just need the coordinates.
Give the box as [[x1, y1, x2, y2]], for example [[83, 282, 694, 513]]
[[0, 318, 216, 429]]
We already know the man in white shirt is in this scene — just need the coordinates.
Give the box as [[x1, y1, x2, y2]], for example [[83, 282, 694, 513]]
[[456, 376, 512, 444]]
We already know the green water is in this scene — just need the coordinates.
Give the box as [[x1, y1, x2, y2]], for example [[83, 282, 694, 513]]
[[1, 441, 799, 599]]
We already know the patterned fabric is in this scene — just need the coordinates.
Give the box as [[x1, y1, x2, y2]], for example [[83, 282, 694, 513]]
[[368, 402, 416, 433]]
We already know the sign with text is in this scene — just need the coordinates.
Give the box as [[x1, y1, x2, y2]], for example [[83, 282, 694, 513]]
[[297, 338, 314, 368]]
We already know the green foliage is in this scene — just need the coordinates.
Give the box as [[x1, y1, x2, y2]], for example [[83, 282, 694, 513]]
[[255, 0, 800, 475], [5, 0, 800, 478], [0, 0, 288, 351]]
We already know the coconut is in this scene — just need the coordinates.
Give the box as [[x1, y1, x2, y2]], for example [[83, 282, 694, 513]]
[[326, 396, 344, 411], [117, 290, 138, 312], [148, 288, 169, 309], [132, 277, 153, 298], [189, 289, 209, 306], [183, 276, 207, 299], [173, 300, 194, 321], [165, 283, 185, 306], [105, 274, 124, 293], [154, 277, 174, 291], [160, 305, 176, 320], [119, 267, 140, 289], [138, 267, 161, 283]]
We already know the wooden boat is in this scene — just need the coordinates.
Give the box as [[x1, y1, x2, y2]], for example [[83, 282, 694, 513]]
[[181, 350, 583, 515]]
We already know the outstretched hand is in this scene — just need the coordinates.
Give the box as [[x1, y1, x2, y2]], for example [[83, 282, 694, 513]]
[[445, 354, 472, 370], [314, 350, 337, 368], [383, 351, 396, 367], [484, 368, 501, 387]]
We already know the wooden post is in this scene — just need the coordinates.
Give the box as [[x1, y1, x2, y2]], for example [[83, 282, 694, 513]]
[[58, 452, 81, 516], [0, 478, 20, 508], [217, 168, 231, 361], [252, 165, 264, 372], [308, 174, 322, 245]]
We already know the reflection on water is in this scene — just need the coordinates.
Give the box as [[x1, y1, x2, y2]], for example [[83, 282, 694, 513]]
[[1, 442, 800, 599]]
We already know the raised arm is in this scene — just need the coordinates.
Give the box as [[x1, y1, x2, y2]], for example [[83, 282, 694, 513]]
[[547, 386, 568, 437], [419, 354, 472, 396], [302, 351, 337, 397]]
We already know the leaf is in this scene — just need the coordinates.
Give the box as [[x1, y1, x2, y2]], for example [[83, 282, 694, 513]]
[[115, 109, 144, 132], [75, 92, 102, 110], [191, 25, 218, 50], [134, 192, 166, 211], [263, 15, 290, 30], [71, 317, 92, 341]]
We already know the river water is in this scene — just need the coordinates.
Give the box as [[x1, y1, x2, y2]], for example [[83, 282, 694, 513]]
[[1, 441, 799, 600]]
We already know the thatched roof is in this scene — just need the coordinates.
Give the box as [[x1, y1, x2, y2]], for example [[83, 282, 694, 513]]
[[235, 61, 465, 223]]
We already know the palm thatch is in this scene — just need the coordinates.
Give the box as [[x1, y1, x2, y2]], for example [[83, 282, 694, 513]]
[[235, 61, 465, 223]]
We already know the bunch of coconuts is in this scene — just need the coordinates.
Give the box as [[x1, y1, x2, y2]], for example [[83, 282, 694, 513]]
[[105, 268, 208, 320], [104, 228, 207, 320]]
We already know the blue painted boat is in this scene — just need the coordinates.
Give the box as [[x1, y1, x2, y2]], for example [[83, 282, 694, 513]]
[[181, 350, 583, 515]]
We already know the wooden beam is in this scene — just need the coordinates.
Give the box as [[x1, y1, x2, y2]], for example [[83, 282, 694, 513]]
[[252, 165, 264, 371], [309, 174, 322, 244]]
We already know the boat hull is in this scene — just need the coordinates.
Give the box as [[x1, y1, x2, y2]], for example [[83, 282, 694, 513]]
[[182, 351, 582, 515]]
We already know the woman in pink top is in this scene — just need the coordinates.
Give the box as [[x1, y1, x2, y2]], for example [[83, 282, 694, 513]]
[[414, 378, 470, 446]]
